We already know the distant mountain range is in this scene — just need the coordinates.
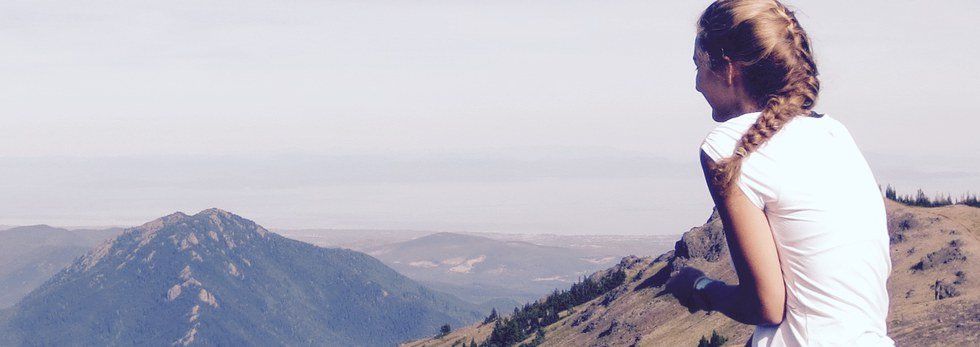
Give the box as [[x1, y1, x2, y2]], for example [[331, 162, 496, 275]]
[[275, 229, 677, 261], [366, 232, 620, 310], [0, 209, 482, 346], [276, 230, 676, 311], [273, 229, 434, 252], [469, 233, 679, 260], [406, 200, 980, 346], [0, 216, 676, 342], [0, 225, 122, 308]]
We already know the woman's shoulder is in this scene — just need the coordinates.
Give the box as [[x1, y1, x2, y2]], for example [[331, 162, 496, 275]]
[[699, 111, 762, 161], [780, 113, 856, 145], [700, 111, 846, 161]]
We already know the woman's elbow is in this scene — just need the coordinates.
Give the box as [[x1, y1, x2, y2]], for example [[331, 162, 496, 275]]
[[754, 284, 786, 325], [757, 304, 785, 326], [736, 290, 785, 326], [746, 289, 785, 326]]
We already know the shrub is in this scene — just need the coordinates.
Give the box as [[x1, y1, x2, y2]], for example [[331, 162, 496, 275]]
[[436, 324, 451, 339], [698, 330, 729, 347]]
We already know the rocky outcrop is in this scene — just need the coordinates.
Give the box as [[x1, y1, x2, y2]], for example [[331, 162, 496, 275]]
[[912, 239, 967, 271], [673, 209, 726, 263]]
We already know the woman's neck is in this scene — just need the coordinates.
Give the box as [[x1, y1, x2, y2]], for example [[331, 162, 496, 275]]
[[715, 103, 762, 122]]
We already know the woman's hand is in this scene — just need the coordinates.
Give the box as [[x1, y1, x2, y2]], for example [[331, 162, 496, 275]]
[[665, 267, 711, 313]]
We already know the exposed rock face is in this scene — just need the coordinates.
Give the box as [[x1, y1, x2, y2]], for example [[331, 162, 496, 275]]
[[933, 279, 960, 300], [167, 284, 182, 301], [406, 201, 980, 347], [912, 239, 967, 271], [673, 209, 726, 263], [0, 209, 482, 346]]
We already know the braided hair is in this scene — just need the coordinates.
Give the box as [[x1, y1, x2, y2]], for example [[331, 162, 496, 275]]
[[697, 0, 820, 196]]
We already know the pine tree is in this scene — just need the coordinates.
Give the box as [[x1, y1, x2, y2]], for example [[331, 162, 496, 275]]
[[961, 192, 979, 207], [483, 267, 627, 346], [698, 335, 710, 347], [436, 323, 451, 338], [709, 330, 728, 346], [484, 308, 498, 324], [885, 184, 897, 200], [697, 330, 728, 347]]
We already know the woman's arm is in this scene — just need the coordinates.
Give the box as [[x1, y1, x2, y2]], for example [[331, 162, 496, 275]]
[[696, 149, 786, 325]]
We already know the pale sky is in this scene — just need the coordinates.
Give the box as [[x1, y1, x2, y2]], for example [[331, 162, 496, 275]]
[[1, 1, 977, 234]]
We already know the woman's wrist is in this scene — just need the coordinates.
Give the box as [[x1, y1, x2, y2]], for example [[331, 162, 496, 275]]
[[692, 275, 718, 311]]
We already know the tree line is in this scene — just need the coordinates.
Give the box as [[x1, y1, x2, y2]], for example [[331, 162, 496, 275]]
[[480, 268, 627, 347], [883, 185, 978, 208]]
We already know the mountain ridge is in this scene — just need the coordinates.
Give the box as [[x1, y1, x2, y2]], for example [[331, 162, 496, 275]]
[[367, 230, 624, 311], [0, 224, 122, 308], [1, 208, 482, 346]]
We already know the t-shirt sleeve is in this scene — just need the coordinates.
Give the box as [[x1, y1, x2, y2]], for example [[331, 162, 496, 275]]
[[700, 128, 767, 210]]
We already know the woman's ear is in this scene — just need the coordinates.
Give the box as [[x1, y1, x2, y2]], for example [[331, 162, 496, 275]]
[[723, 56, 736, 86]]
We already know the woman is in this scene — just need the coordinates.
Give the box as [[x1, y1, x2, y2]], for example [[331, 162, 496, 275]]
[[674, 0, 894, 346]]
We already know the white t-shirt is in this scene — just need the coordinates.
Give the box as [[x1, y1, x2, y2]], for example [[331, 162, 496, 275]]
[[700, 111, 894, 347]]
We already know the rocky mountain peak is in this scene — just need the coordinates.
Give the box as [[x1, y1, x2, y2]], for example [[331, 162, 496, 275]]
[[673, 210, 726, 263], [65, 208, 270, 281], [3, 209, 482, 346], [196, 207, 230, 216]]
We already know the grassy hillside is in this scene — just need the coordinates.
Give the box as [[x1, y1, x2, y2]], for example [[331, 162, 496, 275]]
[[406, 200, 979, 346]]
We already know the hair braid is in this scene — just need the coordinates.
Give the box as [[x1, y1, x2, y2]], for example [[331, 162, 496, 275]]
[[699, 0, 821, 195]]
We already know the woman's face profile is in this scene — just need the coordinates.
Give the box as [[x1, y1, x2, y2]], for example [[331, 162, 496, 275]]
[[694, 46, 737, 122]]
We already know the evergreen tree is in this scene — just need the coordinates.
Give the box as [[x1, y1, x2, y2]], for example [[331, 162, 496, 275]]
[[484, 308, 498, 324], [960, 193, 979, 207], [698, 335, 710, 347], [436, 323, 451, 338], [709, 330, 728, 346], [697, 330, 729, 347], [482, 266, 627, 347], [915, 189, 929, 206], [885, 184, 897, 200]]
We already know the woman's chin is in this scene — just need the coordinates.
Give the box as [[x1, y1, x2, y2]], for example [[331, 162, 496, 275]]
[[711, 109, 726, 122]]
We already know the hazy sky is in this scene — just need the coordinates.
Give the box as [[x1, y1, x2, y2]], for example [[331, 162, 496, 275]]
[[1, 1, 977, 234]]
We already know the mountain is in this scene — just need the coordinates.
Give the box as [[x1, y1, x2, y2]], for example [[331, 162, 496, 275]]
[[276, 229, 675, 312], [469, 233, 678, 261], [274, 229, 434, 252], [275, 229, 677, 262], [366, 232, 621, 310], [0, 225, 123, 308], [405, 200, 980, 346], [274, 229, 676, 311], [0, 209, 482, 346]]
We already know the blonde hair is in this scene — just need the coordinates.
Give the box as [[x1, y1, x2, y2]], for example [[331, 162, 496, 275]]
[[697, 0, 819, 195]]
